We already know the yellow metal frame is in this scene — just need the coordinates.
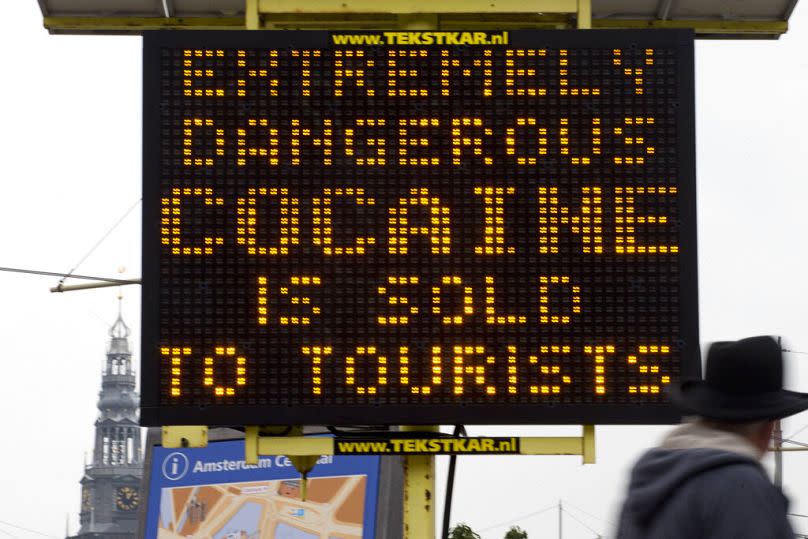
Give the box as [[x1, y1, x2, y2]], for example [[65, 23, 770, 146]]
[[577, 0, 591, 30], [44, 7, 788, 37], [401, 426, 437, 539], [165, 425, 597, 462], [164, 425, 594, 539], [43, 16, 244, 31], [255, 0, 578, 14], [521, 424, 596, 463], [161, 425, 208, 448], [247, 0, 587, 30], [594, 18, 787, 35]]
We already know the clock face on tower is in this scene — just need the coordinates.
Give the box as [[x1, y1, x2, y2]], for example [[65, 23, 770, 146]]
[[115, 486, 139, 511]]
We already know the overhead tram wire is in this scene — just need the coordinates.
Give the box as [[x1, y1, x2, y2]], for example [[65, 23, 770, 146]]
[[0, 266, 139, 285], [0, 519, 59, 539]]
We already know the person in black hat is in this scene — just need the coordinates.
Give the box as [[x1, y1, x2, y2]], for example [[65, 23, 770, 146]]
[[616, 335, 808, 538]]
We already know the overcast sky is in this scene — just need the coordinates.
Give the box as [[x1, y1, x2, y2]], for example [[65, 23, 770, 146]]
[[2, 2, 808, 538]]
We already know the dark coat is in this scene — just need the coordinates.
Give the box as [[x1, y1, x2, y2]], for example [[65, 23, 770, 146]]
[[617, 447, 794, 538]]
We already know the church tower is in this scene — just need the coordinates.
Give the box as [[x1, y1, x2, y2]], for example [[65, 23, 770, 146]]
[[69, 303, 143, 538]]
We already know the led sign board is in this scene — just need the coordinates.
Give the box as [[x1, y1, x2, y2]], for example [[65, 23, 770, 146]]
[[142, 30, 698, 426]]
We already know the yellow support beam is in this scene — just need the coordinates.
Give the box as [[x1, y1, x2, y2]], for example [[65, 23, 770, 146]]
[[583, 424, 596, 464], [257, 435, 334, 456], [42, 14, 788, 37], [43, 16, 244, 32], [246, 0, 260, 29], [517, 425, 595, 463], [162, 425, 209, 448], [593, 18, 788, 35], [397, 14, 440, 30], [257, 0, 576, 13], [260, 13, 571, 30], [576, 0, 591, 29], [401, 426, 437, 539], [518, 437, 582, 454], [242, 427, 595, 461], [245, 426, 259, 464]]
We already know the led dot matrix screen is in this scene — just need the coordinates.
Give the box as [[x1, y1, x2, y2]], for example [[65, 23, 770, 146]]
[[141, 30, 698, 426]]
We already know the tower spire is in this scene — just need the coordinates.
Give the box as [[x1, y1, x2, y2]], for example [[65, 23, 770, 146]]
[[69, 298, 142, 539]]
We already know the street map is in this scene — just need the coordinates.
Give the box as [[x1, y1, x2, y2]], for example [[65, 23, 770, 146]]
[[157, 475, 367, 538]]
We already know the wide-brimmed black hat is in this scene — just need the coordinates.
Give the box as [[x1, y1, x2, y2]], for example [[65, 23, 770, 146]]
[[669, 336, 808, 421]]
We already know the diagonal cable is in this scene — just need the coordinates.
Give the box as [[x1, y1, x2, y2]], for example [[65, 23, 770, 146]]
[[562, 498, 616, 528], [58, 197, 141, 285], [562, 506, 604, 537], [784, 438, 808, 448], [477, 503, 557, 533], [786, 422, 808, 441]]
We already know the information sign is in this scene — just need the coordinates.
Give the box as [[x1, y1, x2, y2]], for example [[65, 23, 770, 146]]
[[144, 439, 380, 538], [142, 30, 698, 426]]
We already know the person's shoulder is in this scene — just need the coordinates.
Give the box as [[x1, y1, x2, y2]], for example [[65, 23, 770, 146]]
[[690, 456, 768, 486], [688, 455, 792, 535], [665, 450, 772, 501], [689, 457, 786, 511]]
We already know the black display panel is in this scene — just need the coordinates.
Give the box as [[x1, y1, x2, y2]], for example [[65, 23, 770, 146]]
[[142, 30, 698, 426]]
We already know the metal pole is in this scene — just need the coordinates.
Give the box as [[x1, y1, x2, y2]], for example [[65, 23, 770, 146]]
[[51, 279, 140, 293], [775, 336, 783, 487], [774, 419, 783, 487], [441, 453, 457, 539], [442, 424, 466, 539], [558, 499, 563, 539]]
